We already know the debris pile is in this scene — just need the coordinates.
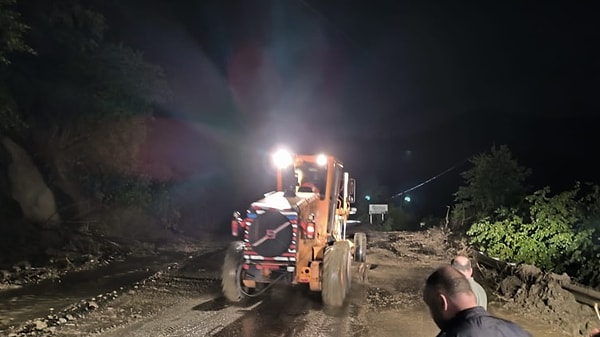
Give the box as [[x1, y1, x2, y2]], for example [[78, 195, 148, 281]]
[[368, 227, 454, 260], [497, 264, 598, 336]]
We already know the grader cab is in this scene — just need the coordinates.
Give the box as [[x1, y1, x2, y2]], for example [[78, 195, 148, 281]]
[[222, 150, 366, 307]]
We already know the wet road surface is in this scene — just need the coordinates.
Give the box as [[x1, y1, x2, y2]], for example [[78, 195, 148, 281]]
[[0, 247, 221, 332], [97, 282, 367, 337], [2, 232, 580, 337], [0, 255, 174, 329]]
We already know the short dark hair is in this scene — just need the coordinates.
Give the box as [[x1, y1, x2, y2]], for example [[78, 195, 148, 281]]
[[425, 266, 473, 298], [450, 257, 472, 273]]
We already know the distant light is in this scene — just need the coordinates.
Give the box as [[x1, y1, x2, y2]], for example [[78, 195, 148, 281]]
[[365, 195, 371, 201], [316, 154, 328, 166], [272, 149, 293, 169], [404, 196, 411, 203]]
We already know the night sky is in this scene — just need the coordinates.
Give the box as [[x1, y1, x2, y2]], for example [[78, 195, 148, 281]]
[[105, 0, 599, 216]]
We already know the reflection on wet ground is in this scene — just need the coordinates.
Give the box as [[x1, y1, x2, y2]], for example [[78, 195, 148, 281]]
[[0, 252, 185, 331]]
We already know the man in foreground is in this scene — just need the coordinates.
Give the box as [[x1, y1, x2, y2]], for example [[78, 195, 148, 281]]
[[451, 255, 488, 310], [423, 266, 531, 337]]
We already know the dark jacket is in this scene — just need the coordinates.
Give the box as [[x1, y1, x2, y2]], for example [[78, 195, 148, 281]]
[[436, 307, 532, 337]]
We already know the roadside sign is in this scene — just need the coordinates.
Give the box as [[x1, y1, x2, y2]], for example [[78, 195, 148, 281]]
[[368, 204, 388, 224], [368, 204, 388, 215]]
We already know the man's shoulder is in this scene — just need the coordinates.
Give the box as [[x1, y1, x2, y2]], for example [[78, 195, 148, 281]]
[[450, 308, 531, 337]]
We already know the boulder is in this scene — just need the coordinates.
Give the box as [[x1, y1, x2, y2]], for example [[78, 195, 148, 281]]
[[2, 137, 60, 226]]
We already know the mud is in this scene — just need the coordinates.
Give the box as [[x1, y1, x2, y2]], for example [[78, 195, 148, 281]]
[[2, 227, 600, 337], [490, 264, 599, 336]]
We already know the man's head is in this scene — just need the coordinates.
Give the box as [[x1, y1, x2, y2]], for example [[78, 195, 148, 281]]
[[451, 255, 473, 278], [423, 266, 478, 329]]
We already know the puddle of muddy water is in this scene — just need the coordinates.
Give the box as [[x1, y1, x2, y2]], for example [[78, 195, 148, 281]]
[[0, 252, 185, 331]]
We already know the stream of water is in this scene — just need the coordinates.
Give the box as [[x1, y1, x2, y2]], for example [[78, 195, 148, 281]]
[[0, 252, 185, 330]]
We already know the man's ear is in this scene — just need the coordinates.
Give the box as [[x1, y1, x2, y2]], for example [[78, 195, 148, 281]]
[[439, 293, 449, 311]]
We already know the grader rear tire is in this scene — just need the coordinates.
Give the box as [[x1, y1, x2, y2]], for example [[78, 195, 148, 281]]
[[221, 241, 245, 302], [353, 232, 367, 263], [322, 241, 351, 307]]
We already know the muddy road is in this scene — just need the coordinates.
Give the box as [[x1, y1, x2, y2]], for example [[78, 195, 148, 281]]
[[3, 229, 598, 337]]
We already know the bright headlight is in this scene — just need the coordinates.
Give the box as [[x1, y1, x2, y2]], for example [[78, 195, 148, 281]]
[[272, 149, 293, 169], [316, 154, 328, 166]]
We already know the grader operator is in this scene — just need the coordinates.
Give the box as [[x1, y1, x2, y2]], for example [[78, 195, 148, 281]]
[[223, 149, 367, 307]]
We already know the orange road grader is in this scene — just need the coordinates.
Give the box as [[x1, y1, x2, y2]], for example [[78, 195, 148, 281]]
[[222, 149, 367, 307]]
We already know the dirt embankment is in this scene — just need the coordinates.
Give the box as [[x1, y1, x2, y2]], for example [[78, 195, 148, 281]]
[[0, 227, 207, 291], [478, 262, 600, 336], [0, 231, 131, 290]]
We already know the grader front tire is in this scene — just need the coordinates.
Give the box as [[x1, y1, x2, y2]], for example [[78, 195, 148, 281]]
[[221, 241, 245, 302], [322, 241, 351, 307]]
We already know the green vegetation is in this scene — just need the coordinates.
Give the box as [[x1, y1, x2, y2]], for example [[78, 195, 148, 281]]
[[0, 0, 35, 65], [452, 145, 531, 232], [0, 0, 180, 245], [453, 146, 600, 288]]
